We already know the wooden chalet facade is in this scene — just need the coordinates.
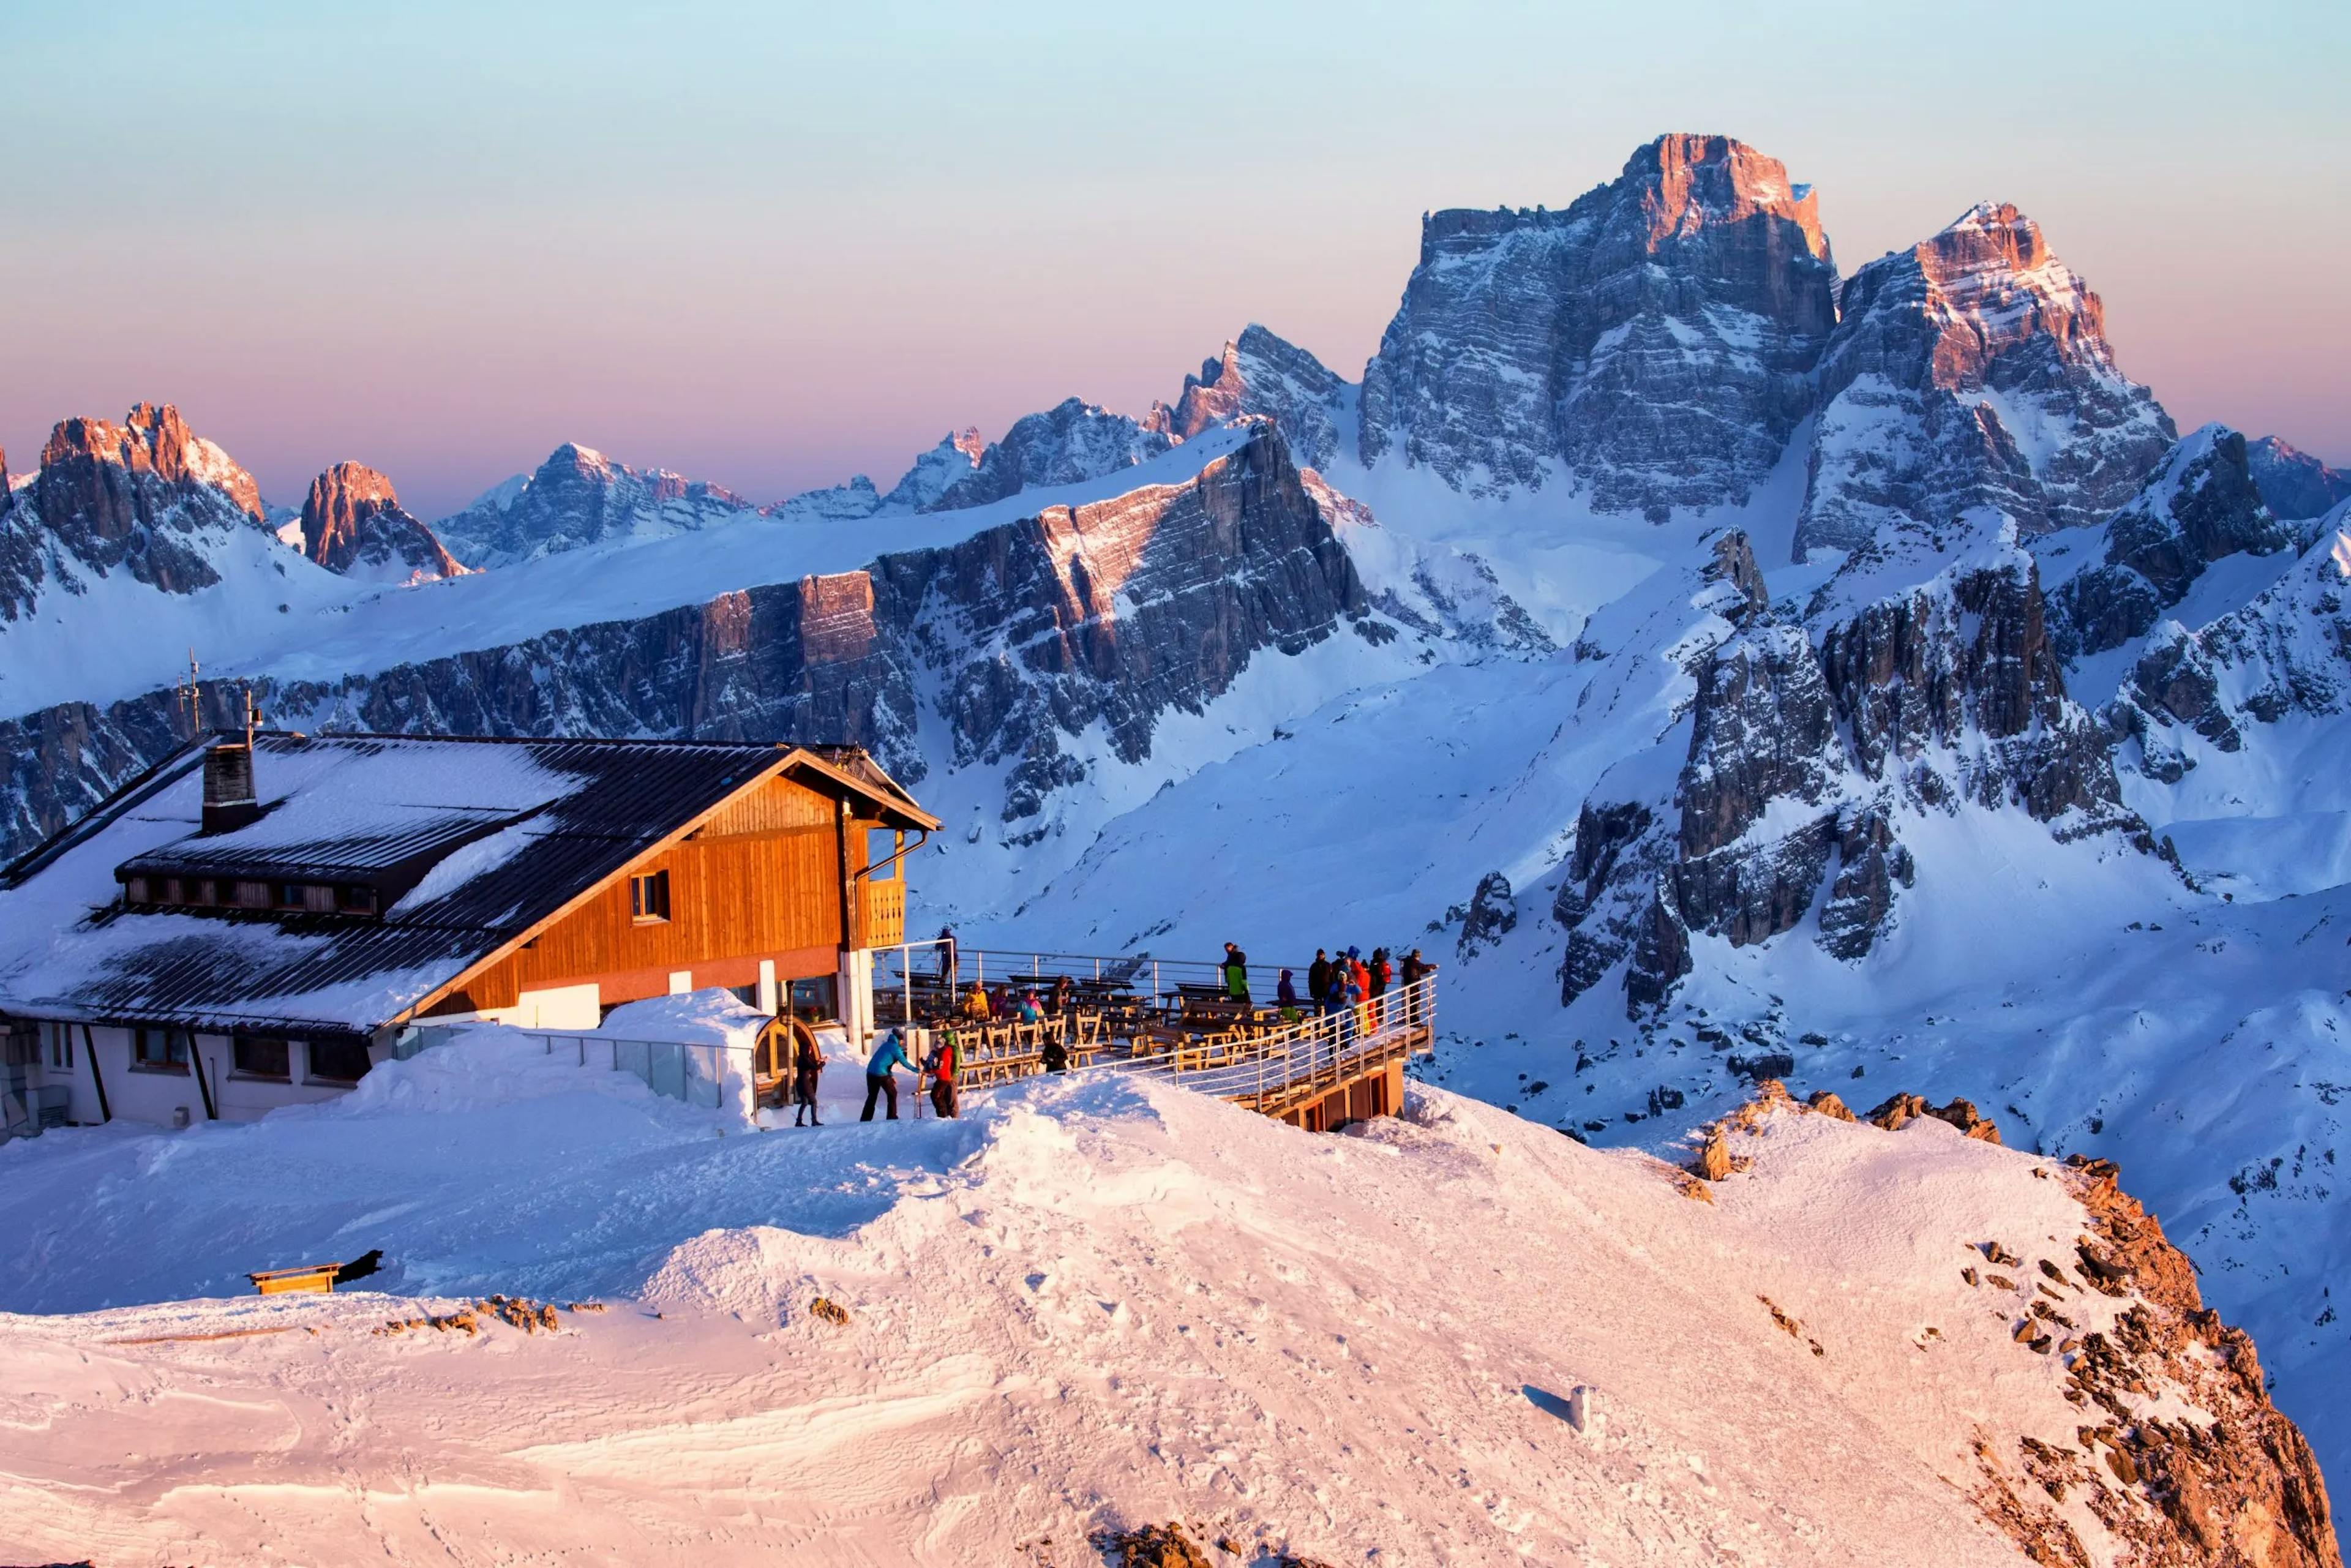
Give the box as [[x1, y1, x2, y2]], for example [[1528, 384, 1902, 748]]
[[0, 732, 937, 1131]]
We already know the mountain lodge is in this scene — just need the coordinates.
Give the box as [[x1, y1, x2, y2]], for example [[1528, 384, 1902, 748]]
[[0, 732, 938, 1128]]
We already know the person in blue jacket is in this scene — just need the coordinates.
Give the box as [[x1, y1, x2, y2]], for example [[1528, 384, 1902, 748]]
[[861, 1027, 916, 1122]]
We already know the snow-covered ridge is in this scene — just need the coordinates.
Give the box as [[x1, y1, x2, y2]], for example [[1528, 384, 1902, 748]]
[[0, 1033, 2330, 1564]]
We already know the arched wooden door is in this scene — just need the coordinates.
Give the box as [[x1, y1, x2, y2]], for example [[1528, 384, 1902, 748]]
[[754, 1016, 817, 1106]]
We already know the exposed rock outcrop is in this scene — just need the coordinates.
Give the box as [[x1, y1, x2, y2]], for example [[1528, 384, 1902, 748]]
[[923, 398, 1176, 514], [1169, 326, 1350, 471], [880, 428, 985, 511], [1796, 203, 2173, 560], [2038, 425, 2290, 662], [1557, 515, 2147, 1012], [298, 462, 465, 583], [1453, 871, 1517, 959], [431, 442, 756, 568], [1359, 134, 1835, 513], [2112, 497, 2351, 778], [0, 403, 272, 621], [0, 428, 1373, 858], [2248, 435, 2351, 521]]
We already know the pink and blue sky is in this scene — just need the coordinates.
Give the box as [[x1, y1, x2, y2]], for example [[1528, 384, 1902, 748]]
[[4, 1, 2345, 519]]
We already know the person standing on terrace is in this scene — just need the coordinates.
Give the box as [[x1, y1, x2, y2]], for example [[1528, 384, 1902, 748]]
[[1222, 942, 1251, 1004]]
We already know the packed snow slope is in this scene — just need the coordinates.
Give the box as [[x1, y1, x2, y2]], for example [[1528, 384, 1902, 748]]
[[0, 1037, 2333, 1566]]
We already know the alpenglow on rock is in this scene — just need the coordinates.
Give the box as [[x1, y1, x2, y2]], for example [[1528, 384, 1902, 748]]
[[1169, 326, 1351, 472], [1794, 202, 2174, 561], [0, 402, 271, 621], [1358, 133, 1837, 514], [432, 443, 756, 568], [922, 399, 1177, 514], [298, 463, 466, 584]]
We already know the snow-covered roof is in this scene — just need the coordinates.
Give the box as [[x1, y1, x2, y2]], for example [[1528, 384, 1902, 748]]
[[0, 733, 928, 1040]]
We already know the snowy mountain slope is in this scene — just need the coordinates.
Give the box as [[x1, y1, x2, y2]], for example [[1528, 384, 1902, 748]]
[[2034, 424, 2293, 676], [0, 1040, 2332, 1566], [1795, 203, 2174, 560], [2249, 435, 2351, 522], [1359, 133, 1836, 512], [430, 440, 758, 568]]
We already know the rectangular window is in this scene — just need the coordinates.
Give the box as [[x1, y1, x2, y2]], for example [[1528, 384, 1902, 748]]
[[630, 869, 670, 923], [132, 1026, 191, 1072], [305, 1038, 372, 1082], [337, 884, 378, 915], [233, 1036, 291, 1079], [185, 878, 214, 906], [49, 1021, 73, 1069], [275, 882, 308, 910]]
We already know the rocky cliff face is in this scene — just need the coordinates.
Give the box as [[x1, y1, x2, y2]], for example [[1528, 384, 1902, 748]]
[[0, 428, 1373, 858], [431, 443, 756, 568], [1169, 326, 1350, 471], [0, 403, 272, 621], [881, 428, 986, 511], [2036, 425, 2290, 662], [1796, 203, 2174, 560], [1556, 516, 2148, 1013], [298, 462, 465, 583], [2112, 500, 2351, 781], [2248, 435, 2351, 521], [923, 398, 1177, 514], [1359, 133, 1836, 514]]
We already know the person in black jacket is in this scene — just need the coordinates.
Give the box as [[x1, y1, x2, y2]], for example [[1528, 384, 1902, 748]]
[[1307, 949, 1332, 1005]]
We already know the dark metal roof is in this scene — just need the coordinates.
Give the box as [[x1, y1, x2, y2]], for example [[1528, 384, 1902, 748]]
[[0, 731, 934, 1038]]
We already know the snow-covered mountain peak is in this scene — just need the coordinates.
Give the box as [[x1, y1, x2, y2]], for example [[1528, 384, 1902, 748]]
[[1169, 324, 1351, 471], [298, 461, 467, 585], [921, 397, 1177, 514], [431, 441, 757, 568], [1358, 133, 1837, 514], [1794, 204, 2173, 560], [877, 426, 986, 511], [1628, 132, 1832, 260], [2247, 433, 2351, 520]]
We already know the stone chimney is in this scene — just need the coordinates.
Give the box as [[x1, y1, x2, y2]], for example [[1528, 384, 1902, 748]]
[[201, 740, 260, 835]]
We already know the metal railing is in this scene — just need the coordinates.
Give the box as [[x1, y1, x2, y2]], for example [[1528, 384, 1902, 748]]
[[874, 943, 1355, 1012], [1090, 972, 1436, 1117]]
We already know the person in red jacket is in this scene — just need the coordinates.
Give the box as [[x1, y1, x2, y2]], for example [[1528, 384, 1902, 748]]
[[924, 1032, 959, 1119]]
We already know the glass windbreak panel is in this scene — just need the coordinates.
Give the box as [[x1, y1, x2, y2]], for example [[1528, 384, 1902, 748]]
[[233, 1037, 291, 1079], [306, 1038, 373, 1082], [789, 976, 838, 1023]]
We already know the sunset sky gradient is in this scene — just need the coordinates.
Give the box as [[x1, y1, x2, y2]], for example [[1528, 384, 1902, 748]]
[[4, 1, 2345, 519]]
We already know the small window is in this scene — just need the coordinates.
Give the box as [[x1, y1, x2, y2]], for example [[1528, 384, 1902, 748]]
[[186, 878, 216, 907], [275, 882, 309, 910], [49, 1021, 73, 1069], [630, 869, 670, 923], [233, 1036, 291, 1079], [306, 1038, 372, 1082], [337, 884, 378, 915], [132, 1025, 191, 1071]]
